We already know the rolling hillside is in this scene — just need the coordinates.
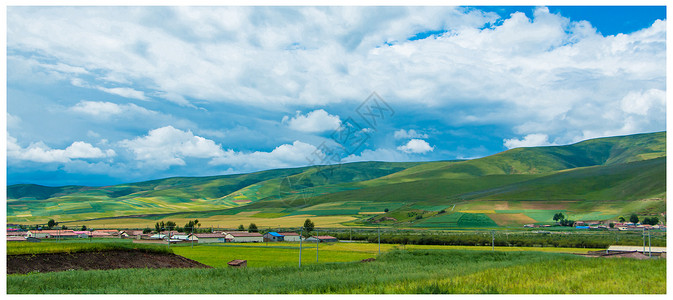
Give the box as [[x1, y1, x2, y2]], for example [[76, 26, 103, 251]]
[[7, 131, 666, 228]]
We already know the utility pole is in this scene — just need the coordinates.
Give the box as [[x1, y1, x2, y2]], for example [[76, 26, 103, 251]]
[[648, 230, 652, 258], [491, 231, 495, 251], [643, 228, 646, 253], [316, 229, 319, 263], [378, 226, 381, 255], [298, 227, 303, 268]]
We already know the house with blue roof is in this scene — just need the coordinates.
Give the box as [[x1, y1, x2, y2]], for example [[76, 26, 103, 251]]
[[263, 232, 284, 242]]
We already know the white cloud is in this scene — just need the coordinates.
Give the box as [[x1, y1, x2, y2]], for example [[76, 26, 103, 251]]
[[7, 113, 21, 128], [210, 140, 320, 171], [620, 89, 666, 116], [397, 139, 435, 154], [7, 136, 115, 163], [394, 129, 428, 139], [96, 87, 148, 101], [70, 100, 156, 117], [342, 148, 410, 163], [503, 133, 556, 149], [120, 126, 226, 169], [284, 109, 342, 133]]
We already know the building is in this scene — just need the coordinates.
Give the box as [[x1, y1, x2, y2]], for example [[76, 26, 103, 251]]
[[7, 236, 26, 242], [306, 235, 338, 243], [278, 232, 302, 242], [172, 234, 197, 241], [26, 230, 78, 239], [225, 232, 263, 243], [72, 231, 89, 238], [263, 232, 284, 242], [195, 233, 229, 243], [607, 245, 667, 256]]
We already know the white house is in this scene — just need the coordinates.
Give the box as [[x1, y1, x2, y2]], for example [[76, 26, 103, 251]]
[[195, 233, 229, 243], [278, 232, 302, 242], [225, 232, 263, 243]]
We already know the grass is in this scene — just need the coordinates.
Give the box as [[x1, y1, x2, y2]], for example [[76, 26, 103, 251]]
[[7, 240, 169, 255], [7, 249, 666, 294]]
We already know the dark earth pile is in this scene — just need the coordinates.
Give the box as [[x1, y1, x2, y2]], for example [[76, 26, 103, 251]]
[[7, 250, 211, 274]]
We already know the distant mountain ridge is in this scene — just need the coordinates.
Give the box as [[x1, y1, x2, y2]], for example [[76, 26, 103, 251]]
[[7, 131, 666, 227]]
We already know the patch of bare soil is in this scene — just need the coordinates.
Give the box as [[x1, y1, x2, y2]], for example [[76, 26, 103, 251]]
[[7, 250, 211, 274]]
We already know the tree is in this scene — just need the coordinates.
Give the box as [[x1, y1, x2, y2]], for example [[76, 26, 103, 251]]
[[165, 221, 177, 231], [609, 223, 615, 228], [303, 219, 315, 232], [248, 223, 258, 233], [560, 219, 574, 227], [650, 216, 659, 225], [618, 216, 626, 223], [553, 212, 565, 223], [629, 214, 639, 224], [61, 225, 68, 230], [81, 225, 87, 231], [143, 228, 152, 234], [155, 221, 165, 232], [237, 224, 245, 231], [47, 219, 57, 229], [642, 217, 660, 225], [384, 208, 389, 213]]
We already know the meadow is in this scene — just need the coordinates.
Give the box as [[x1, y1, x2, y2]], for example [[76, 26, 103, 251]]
[[7, 248, 666, 294]]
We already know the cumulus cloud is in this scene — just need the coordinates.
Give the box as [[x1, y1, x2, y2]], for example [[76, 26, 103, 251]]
[[503, 133, 556, 149], [620, 89, 666, 116], [7, 135, 115, 163], [397, 139, 435, 154], [120, 126, 226, 169], [7, 6, 664, 143], [210, 140, 320, 171], [394, 129, 429, 139], [70, 100, 156, 117], [283, 109, 341, 133]]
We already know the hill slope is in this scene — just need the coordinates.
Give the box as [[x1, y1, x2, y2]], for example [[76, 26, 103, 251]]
[[7, 132, 666, 227]]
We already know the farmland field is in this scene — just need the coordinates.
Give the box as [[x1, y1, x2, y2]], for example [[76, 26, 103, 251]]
[[7, 246, 665, 294]]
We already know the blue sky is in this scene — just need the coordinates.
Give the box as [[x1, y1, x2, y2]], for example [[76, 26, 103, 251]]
[[6, 6, 667, 186]]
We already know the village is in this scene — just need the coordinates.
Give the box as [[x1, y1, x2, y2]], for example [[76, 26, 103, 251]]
[[6, 228, 339, 244]]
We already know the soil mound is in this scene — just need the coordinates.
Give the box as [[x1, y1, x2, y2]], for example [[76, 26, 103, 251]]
[[7, 250, 211, 274]]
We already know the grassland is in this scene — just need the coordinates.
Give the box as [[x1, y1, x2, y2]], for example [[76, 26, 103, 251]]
[[7, 249, 665, 294], [8, 131, 667, 229]]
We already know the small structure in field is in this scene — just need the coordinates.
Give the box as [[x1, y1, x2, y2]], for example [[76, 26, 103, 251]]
[[306, 235, 338, 243], [228, 259, 247, 268], [278, 232, 302, 242], [263, 232, 284, 242]]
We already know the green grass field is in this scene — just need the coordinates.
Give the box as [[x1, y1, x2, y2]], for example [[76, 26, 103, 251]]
[[7, 249, 665, 294]]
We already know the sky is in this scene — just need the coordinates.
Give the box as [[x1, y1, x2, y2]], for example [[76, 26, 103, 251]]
[[5, 6, 667, 186]]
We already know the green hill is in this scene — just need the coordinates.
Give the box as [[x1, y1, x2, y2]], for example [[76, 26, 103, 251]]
[[7, 131, 666, 227]]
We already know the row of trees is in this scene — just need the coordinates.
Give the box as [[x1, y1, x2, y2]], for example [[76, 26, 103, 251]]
[[553, 212, 661, 226], [618, 214, 660, 225], [236, 219, 316, 236]]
